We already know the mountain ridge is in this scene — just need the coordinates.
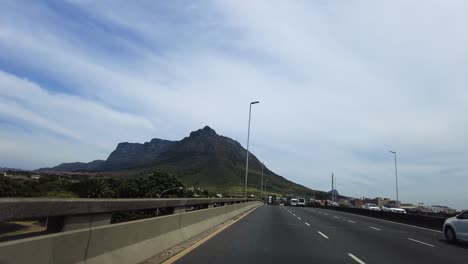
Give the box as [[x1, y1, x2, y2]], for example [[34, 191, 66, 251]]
[[42, 126, 318, 196]]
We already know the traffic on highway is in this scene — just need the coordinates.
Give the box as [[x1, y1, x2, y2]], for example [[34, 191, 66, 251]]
[[174, 205, 468, 264]]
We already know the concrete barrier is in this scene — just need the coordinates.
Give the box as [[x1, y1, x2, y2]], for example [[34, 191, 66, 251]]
[[0, 201, 261, 264], [0, 228, 90, 264]]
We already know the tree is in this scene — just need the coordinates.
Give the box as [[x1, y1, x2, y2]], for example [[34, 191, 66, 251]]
[[0, 177, 18, 197], [118, 171, 184, 198], [71, 177, 116, 198]]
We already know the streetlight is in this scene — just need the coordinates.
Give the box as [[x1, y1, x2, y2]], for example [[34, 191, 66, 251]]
[[261, 162, 264, 200], [245, 101, 259, 199], [156, 186, 183, 216], [389, 151, 399, 208]]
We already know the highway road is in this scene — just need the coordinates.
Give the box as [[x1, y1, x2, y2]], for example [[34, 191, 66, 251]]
[[174, 205, 468, 264]]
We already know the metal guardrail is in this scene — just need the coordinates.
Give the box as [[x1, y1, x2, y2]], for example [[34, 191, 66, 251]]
[[0, 198, 251, 222]]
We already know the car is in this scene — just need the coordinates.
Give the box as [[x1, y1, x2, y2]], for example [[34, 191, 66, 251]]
[[443, 210, 468, 243], [389, 208, 406, 214], [382, 207, 407, 213], [363, 203, 381, 211], [381, 206, 391, 212]]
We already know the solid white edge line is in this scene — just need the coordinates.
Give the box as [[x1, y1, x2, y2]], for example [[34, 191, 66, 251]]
[[317, 231, 329, 239], [369, 226, 381, 231], [408, 238, 435, 247], [348, 253, 366, 264], [314, 208, 442, 233], [305, 222, 310, 226]]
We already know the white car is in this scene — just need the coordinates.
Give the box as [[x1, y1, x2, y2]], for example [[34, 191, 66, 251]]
[[382, 207, 406, 214], [363, 203, 381, 211], [389, 208, 406, 214], [381, 206, 391, 212], [443, 210, 468, 243], [382, 207, 407, 214]]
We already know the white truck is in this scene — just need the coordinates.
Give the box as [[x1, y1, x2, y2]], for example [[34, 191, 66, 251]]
[[297, 198, 306, 207], [291, 198, 298, 206]]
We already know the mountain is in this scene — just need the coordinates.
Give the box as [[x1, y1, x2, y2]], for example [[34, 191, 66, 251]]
[[101, 138, 175, 170], [0, 167, 26, 172], [44, 126, 319, 196], [47, 160, 105, 172]]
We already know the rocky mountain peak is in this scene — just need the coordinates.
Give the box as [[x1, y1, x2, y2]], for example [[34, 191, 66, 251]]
[[189, 126, 217, 138]]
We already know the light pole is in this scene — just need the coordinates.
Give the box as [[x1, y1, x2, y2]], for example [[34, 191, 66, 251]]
[[389, 151, 399, 208], [245, 101, 259, 199], [331, 172, 334, 202], [156, 186, 183, 216], [335, 177, 337, 203], [261, 162, 264, 200]]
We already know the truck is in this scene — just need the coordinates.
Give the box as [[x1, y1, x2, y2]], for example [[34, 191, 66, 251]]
[[297, 197, 306, 207], [268, 195, 277, 205], [291, 198, 298, 206]]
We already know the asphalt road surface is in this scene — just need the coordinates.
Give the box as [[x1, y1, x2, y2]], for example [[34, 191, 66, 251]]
[[175, 205, 468, 264]]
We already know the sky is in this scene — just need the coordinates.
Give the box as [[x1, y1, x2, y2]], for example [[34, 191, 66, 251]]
[[0, 0, 467, 209]]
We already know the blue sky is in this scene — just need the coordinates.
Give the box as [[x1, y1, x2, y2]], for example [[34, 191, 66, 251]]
[[1, 0, 467, 209]]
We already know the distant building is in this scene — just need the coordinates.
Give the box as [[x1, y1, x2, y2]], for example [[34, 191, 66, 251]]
[[1, 172, 6, 177]]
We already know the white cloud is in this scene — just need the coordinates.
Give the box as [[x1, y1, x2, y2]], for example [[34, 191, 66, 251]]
[[0, 1, 467, 208], [0, 70, 156, 166]]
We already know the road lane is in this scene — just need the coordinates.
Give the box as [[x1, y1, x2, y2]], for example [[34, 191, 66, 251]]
[[310, 207, 449, 246], [175, 205, 348, 264], [173, 205, 468, 264], [290, 206, 468, 263]]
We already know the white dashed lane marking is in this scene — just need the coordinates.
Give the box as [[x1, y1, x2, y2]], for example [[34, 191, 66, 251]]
[[318, 231, 329, 240], [408, 238, 435, 247], [348, 253, 366, 264]]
